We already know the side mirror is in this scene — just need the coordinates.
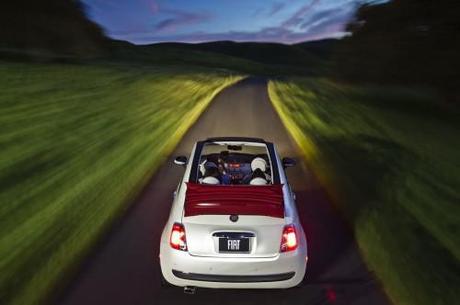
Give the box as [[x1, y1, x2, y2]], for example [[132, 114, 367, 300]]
[[174, 156, 187, 166], [282, 157, 296, 169]]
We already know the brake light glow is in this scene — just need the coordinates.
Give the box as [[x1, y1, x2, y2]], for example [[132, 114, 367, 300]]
[[280, 224, 298, 252], [170, 223, 187, 251]]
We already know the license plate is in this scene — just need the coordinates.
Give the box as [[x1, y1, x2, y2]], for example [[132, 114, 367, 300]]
[[219, 238, 250, 252]]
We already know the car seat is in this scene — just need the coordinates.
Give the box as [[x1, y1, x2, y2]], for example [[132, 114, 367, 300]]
[[249, 168, 268, 185], [251, 157, 267, 172], [202, 176, 220, 185], [249, 177, 268, 185]]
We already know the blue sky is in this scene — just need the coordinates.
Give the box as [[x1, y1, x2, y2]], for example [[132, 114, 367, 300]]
[[82, 0, 380, 44]]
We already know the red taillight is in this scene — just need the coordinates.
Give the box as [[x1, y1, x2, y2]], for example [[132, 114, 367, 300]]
[[280, 224, 298, 252], [170, 223, 187, 251]]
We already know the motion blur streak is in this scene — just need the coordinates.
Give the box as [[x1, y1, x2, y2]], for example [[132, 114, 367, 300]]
[[269, 78, 459, 305], [0, 63, 241, 305]]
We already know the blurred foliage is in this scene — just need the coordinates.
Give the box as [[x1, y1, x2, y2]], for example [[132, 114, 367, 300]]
[[0, 61, 241, 305], [0, 0, 108, 57], [335, 0, 460, 104], [269, 78, 460, 305]]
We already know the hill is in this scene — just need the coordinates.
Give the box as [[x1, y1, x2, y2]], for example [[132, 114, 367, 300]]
[[106, 39, 267, 74], [152, 41, 318, 65], [294, 38, 341, 59], [122, 39, 343, 76], [145, 40, 322, 72]]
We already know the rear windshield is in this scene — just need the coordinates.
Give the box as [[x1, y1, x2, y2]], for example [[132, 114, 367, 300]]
[[197, 142, 273, 186]]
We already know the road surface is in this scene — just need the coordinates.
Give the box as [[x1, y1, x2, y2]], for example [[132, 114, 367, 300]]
[[57, 78, 390, 305]]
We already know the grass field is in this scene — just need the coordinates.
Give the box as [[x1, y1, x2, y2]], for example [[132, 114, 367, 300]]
[[0, 62, 242, 305], [269, 79, 460, 305]]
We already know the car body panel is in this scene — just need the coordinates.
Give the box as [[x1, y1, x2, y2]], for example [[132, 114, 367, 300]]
[[183, 215, 285, 257]]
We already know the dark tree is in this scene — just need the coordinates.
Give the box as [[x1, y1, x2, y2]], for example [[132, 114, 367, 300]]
[[335, 0, 460, 104], [0, 0, 108, 57]]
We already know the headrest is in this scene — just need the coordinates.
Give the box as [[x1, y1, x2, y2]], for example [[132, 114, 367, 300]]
[[200, 161, 217, 176], [202, 176, 220, 185], [249, 177, 268, 185], [251, 157, 267, 172]]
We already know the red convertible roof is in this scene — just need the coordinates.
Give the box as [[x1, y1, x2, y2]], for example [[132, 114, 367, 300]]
[[184, 182, 284, 218]]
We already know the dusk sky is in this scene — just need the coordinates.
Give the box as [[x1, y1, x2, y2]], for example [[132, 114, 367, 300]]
[[82, 0, 382, 44]]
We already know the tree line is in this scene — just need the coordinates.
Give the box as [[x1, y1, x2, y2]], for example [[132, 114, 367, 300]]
[[0, 0, 107, 57], [334, 0, 460, 104]]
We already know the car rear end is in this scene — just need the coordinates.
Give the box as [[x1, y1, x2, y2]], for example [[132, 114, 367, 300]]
[[159, 182, 307, 289]]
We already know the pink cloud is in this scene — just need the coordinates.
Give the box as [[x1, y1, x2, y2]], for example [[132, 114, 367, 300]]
[[153, 8, 212, 33]]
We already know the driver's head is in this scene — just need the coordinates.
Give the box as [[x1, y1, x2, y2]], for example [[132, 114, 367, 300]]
[[218, 151, 229, 163], [204, 166, 220, 178]]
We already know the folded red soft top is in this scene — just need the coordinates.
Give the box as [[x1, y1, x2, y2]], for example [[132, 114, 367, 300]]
[[184, 182, 284, 218]]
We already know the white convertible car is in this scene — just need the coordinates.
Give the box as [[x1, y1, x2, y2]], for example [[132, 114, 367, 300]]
[[159, 137, 307, 293]]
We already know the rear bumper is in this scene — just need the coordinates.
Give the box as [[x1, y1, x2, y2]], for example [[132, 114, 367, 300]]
[[172, 270, 296, 283], [160, 240, 307, 289]]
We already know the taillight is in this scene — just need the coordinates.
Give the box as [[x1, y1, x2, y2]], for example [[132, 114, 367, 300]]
[[170, 223, 187, 251], [280, 224, 298, 252]]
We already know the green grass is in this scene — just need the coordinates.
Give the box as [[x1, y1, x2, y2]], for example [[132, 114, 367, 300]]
[[268, 79, 460, 305], [0, 61, 242, 305]]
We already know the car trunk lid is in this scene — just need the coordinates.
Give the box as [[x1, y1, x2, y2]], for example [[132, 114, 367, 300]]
[[182, 183, 285, 257]]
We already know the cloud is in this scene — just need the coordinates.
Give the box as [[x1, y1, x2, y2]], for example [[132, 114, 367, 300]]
[[299, 8, 343, 29], [107, 5, 212, 36], [281, 0, 321, 28], [304, 11, 353, 36], [153, 8, 212, 33], [125, 24, 346, 45], [252, 1, 288, 18], [251, 6, 265, 17], [107, 0, 372, 44], [268, 2, 286, 17], [300, 6, 355, 32]]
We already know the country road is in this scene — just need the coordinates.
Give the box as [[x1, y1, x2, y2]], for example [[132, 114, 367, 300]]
[[57, 78, 390, 305]]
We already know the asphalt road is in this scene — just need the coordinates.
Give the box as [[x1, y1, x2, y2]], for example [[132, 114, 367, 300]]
[[57, 78, 390, 305]]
